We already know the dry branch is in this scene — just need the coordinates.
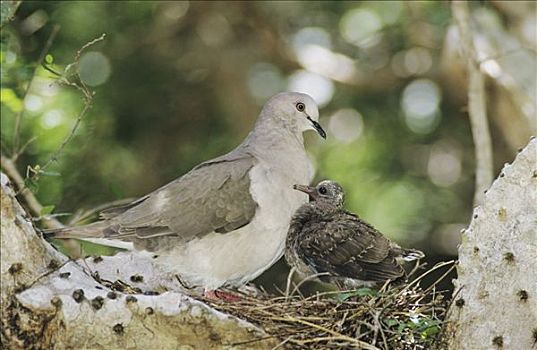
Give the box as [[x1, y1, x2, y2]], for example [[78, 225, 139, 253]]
[[452, 1, 494, 206], [0, 155, 62, 229]]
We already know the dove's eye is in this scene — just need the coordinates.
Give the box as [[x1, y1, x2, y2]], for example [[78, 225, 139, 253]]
[[318, 186, 327, 195], [296, 102, 305, 112]]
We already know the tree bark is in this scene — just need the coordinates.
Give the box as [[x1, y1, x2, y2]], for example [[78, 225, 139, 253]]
[[446, 137, 537, 349], [0, 173, 275, 349]]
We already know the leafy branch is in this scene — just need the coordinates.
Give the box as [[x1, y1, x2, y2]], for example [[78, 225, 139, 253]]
[[25, 33, 106, 183], [1, 32, 106, 228]]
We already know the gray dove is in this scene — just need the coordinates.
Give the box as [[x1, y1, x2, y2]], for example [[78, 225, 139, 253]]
[[46, 92, 326, 295], [285, 180, 424, 289]]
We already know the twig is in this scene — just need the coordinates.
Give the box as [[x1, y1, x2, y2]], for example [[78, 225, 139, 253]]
[[452, 1, 494, 206], [0, 154, 63, 229], [11, 136, 37, 162], [12, 25, 60, 157], [444, 285, 464, 320], [372, 310, 388, 349], [38, 97, 92, 172], [415, 262, 457, 304], [407, 260, 426, 280], [289, 272, 330, 298], [25, 33, 106, 183], [270, 336, 292, 350], [396, 260, 456, 298], [284, 267, 296, 299], [273, 316, 381, 350], [74, 34, 107, 65], [32, 212, 72, 221]]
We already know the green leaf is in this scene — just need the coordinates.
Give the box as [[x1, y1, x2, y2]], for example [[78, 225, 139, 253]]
[[397, 322, 408, 333], [40, 205, 55, 215], [41, 171, 61, 177], [45, 54, 54, 64], [421, 325, 440, 339], [406, 320, 418, 330], [417, 319, 441, 332], [79, 240, 126, 256], [384, 318, 399, 327]]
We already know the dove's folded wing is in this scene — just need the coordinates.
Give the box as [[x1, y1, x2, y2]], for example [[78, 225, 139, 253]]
[[110, 154, 258, 242], [48, 153, 259, 251]]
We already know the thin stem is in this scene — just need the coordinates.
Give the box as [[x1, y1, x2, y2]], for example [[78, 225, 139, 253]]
[[28, 33, 106, 180]]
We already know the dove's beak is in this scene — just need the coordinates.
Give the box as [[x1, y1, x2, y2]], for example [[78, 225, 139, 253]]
[[307, 116, 326, 139], [293, 184, 318, 201]]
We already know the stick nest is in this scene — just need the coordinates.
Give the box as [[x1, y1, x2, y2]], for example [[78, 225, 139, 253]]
[[206, 261, 455, 350]]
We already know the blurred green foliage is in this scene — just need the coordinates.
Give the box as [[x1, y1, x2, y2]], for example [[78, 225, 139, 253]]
[[1, 1, 527, 286]]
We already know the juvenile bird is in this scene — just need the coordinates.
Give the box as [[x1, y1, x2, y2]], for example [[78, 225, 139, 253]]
[[46, 92, 326, 297], [285, 180, 424, 289]]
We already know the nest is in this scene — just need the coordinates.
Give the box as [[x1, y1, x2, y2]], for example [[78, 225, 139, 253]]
[[205, 261, 456, 350]]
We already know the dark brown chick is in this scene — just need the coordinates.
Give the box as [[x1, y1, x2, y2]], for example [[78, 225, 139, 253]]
[[285, 180, 424, 288]]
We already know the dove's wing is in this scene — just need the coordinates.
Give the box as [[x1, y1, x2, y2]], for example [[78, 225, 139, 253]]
[[298, 213, 405, 282], [106, 153, 258, 242]]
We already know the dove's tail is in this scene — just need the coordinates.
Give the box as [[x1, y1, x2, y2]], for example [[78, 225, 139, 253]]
[[390, 244, 425, 262], [400, 248, 425, 262], [42, 221, 110, 239]]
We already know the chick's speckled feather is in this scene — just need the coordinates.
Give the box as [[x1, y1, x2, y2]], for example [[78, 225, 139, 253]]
[[287, 207, 403, 283], [286, 180, 423, 287]]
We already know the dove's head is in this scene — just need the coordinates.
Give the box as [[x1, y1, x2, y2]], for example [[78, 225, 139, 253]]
[[293, 180, 345, 208], [261, 92, 326, 139]]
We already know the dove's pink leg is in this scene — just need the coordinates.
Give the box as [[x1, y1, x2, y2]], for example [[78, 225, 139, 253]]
[[203, 289, 242, 302]]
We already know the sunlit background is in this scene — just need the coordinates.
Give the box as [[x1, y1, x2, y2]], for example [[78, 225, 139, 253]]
[[1, 1, 535, 291]]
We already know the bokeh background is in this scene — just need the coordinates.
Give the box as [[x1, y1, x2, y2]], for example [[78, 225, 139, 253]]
[[1, 1, 535, 292]]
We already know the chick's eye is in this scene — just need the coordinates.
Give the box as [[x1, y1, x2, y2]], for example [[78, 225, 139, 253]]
[[296, 102, 305, 112], [318, 186, 327, 195]]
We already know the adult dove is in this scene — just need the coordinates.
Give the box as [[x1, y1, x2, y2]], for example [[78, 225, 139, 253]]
[[285, 180, 424, 289], [47, 92, 326, 295]]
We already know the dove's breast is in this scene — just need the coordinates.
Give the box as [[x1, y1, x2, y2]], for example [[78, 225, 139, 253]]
[[225, 152, 311, 283], [155, 148, 313, 289]]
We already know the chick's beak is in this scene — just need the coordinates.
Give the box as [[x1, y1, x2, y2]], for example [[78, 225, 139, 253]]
[[307, 116, 326, 139], [293, 184, 318, 201]]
